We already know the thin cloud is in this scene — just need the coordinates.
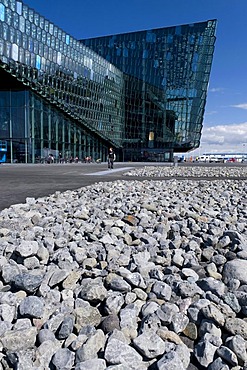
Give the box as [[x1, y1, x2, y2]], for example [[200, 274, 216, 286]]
[[208, 87, 225, 93], [205, 110, 218, 116], [231, 103, 247, 110]]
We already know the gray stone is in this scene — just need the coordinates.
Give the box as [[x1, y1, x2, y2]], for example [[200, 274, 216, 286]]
[[223, 292, 241, 313], [170, 312, 189, 334], [43, 312, 65, 333], [107, 364, 130, 370], [152, 281, 172, 300], [216, 346, 238, 366], [197, 277, 226, 297], [19, 296, 44, 318], [133, 332, 166, 359], [13, 273, 43, 293], [13, 318, 32, 330], [104, 292, 125, 315], [104, 337, 145, 369], [7, 348, 35, 370], [0, 320, 12, 336], [178, 281, 204, 298], [1, 263, 24, 284], [48, 268, 69, 287], [75, 359, 106, 370], [1, 327, 37, 351], [125, 291, 137, 304], [223, 259, 247, 285], [79, 277, 107, 303], [107, 276, 132, 292], [201, 303, 225, 327], [181, 268, 199, 281], [225, 334, 247, 365], [23, 256, 40, 270], [157, 351, 186, 370], [52, 348, 75, 370], [74, 301, 101, 330], [16, 240, 39, 257], [75, 329, 105, 362], [199, 319, 222, 338], [140, 312, 161, 334], [175, 343, 191, 369], [0, 303, 16, 322], [194, 339, 218, 368], [224, 318, 247, 340], [119, 268, 146, 289], [34, 338, 61, 368], [38, 328, 56, 344], [141, 301, 160, 317], [235, 291, 247, 306], [100, 314, 120, 333], [120, 304, 139, 337], [208, 357, 230, 370], [57, 315, 75, 339], [159, 302, 179, 324]]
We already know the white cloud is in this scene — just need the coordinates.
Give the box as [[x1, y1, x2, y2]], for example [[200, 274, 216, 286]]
[[231, 103, 247, 110], [191, 122, 247, 155]]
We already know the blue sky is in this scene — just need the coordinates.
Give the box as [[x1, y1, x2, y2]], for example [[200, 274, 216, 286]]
[[23, 0, 247, 154]]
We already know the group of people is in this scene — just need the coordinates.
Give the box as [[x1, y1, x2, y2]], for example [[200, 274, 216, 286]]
[[44, 148, 116, 168]]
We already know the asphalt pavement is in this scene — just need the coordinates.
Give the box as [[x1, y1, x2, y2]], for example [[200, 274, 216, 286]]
[[0, 161, 246, 212], [0, 162, 137, 211]]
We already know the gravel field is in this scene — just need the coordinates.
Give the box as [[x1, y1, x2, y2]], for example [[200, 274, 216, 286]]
[[0, 166, 246, 369]]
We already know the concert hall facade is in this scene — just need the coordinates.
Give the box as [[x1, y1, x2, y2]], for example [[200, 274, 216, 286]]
[[0, 0, 217, 162]]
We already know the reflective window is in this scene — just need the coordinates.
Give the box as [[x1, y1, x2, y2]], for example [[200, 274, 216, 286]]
[[2, 22, 8, 39], [39, 16, 44, 29], [5, 8, 12, 24], [31, 23, 36, 38], [22, 5, 28, 19], [34, 13, 39, 26], [16, 1, 22, 16], [36, 26, 41, 41], [25, 19, 30, 35], [9, 26, 14, 42], [13, 11, 18, 28], [19, 15, 24, 32], [0, 4, 5, 22], [28, 9, 34, 23], [22, 33, 27, 48]]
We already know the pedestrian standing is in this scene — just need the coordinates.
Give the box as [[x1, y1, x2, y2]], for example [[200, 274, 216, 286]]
[[107, 147, 116, 169]]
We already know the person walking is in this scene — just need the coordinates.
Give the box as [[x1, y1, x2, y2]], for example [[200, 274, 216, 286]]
[[107, 147, 116, 169]]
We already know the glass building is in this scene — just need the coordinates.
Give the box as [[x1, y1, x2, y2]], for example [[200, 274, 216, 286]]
[[82, 21, 217, 161], [0, 0, 217, 163]]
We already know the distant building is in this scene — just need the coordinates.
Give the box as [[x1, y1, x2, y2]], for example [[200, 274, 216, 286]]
[[198, 153, 247, 163], [0, 0, 217, 163]]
